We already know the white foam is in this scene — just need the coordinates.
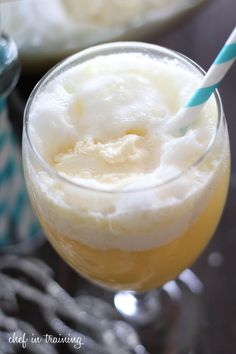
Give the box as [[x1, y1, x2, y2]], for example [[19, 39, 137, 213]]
[[24, 52, 227, 251], [2, 0, 180, 55]]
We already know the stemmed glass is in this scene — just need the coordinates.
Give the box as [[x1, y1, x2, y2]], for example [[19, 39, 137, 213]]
[[22, 43, 230, 335]]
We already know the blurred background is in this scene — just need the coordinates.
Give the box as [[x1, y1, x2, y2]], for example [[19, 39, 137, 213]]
[[0, 0, 235, 353]]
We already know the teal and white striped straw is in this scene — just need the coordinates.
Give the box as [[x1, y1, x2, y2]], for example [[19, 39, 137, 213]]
[[171, 26, 236, 135]]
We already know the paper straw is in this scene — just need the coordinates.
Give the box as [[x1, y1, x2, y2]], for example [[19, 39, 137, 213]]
[[170, 27, 236, 135], [0, 100, 40, 248]]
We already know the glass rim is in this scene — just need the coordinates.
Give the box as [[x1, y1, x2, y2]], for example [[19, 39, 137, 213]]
[[23, 41, 224, 195]]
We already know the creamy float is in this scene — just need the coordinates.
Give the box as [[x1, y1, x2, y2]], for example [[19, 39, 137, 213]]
[[23, 44, 229, 290]]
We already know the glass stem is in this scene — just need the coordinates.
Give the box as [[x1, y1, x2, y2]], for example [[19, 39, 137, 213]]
[[114, 289, 163, 326]]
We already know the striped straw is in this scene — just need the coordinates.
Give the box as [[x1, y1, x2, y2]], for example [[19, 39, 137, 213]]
[[171, 27, 236, 135], [0, 100, 40, 248]]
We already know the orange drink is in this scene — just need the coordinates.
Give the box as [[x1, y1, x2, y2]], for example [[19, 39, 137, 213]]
[[22, 43, 230, 291]]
